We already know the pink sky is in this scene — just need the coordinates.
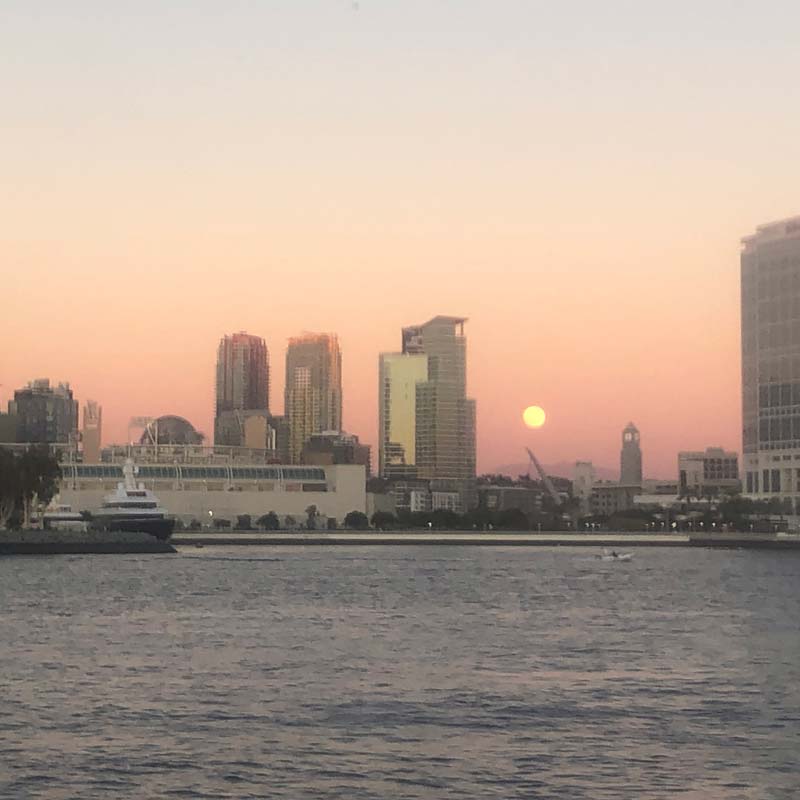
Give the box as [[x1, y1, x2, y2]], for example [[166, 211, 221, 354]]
[[2, 2, 799, 477]]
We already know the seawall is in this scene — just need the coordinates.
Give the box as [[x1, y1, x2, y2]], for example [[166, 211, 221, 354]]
[[172, 531, 690, 547], [171, 531, 800, 549], [0, 530, 176, 555]]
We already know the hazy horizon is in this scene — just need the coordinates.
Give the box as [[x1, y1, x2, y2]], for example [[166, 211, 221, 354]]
[[4, 1, 800, 474]]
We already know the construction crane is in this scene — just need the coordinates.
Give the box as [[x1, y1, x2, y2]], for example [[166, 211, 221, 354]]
[[525, 447, 563, 507]]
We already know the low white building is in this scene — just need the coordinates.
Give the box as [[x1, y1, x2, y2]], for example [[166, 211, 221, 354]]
[[678, 448, 740, 497], [58, 461, 366, 527]]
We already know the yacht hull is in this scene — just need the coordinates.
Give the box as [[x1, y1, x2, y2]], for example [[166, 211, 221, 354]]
[[92, 516, 176, 541]]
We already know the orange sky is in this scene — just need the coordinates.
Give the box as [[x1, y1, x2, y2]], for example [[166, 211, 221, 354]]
[[2, 2, 799, 477]]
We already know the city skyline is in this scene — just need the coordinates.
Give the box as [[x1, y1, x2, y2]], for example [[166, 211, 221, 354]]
[[4, 2, 798, 474], [1, 306, 738, 477]]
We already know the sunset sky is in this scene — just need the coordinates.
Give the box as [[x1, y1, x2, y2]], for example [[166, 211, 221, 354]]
[[3, 1, 800, 476]]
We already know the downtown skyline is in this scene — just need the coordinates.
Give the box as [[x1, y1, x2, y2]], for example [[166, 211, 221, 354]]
[[4, 2, 798, 475], [1, 300, 738, 478]]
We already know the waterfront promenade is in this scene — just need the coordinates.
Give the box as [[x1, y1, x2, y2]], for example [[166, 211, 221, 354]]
[[173, 531, 687, 547]]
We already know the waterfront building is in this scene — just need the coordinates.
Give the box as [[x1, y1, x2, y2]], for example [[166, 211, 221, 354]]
[[590, 483, 641, 517], [10, 379, 78, 444], [285, 333, 342, 463], [620, 422, 643, 485], [398, 316, 477, 509], [214, 333, 270, 446], [378, 351, 428, 477], [477, 484, 543, 518], [57, 452, 365, 528], [301, 430, 371, 475], [741, 216, 800, 512], [81, 401, 102, 463], [573, 461, 595, 514], [678, 448, 740, 498]]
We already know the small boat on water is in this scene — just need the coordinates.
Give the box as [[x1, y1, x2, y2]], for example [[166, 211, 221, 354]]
[[600, 549, 633, 562]]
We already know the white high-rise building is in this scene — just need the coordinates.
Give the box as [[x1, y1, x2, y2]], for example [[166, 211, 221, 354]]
[[741, 215, 800, 511]]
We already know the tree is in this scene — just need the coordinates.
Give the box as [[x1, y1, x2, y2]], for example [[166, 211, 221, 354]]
[[495, 508, 530, 531], [188, 519, 202, 531], [257, 511, 280, 531], [236, 514, 253, 530], [305, 504, 319, 530], [430, 508, 461, 530], [344, 510, 369, 529], [0, 448, 20, 528], [213, 518, 231, 530], [370, 510, 396, 530], [284, 514, 297, 529], [0, 446, 61, 528]]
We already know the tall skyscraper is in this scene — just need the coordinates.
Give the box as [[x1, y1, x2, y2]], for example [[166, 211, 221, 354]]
[[10, 379, 79, 444], [387, 317, 476, 502], [378, 351, 428, 477], [82, 400, 102, 463], [741, 215, 800, 505], [214, 332, 269, 446], [620, 422, 642, 484], [285, 333, 342, 463]]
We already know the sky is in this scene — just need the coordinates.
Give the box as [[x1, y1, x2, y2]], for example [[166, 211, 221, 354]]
[[2, 1, 800, 477]]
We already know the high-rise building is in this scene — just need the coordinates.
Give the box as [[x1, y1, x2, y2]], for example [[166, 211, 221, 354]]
[[741, 216, 800, 506], [285, 333, 342, 463], [10, 379, 79, 444], [82, 400, 102, 463], [0, 412, 18, 443], [214, 332, 269, 446], [390, 316, 476, 506], [378, 352, 428, 477], [620, 422, 642, 485]]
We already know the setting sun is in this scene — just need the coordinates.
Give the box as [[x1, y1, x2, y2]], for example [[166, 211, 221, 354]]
[[523, 405, 546, 429]]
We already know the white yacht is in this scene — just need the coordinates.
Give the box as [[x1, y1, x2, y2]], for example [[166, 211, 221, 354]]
[[91, 459, 175, 541]]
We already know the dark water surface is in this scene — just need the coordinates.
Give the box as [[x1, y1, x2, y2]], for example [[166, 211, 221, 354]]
[[1, 546, 799, 799]]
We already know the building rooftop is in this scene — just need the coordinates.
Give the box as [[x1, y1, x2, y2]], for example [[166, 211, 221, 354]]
[[742, 215, 800, 249]]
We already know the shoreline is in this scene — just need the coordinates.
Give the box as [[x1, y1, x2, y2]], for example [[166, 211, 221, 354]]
[[171, 531, 800, 549]]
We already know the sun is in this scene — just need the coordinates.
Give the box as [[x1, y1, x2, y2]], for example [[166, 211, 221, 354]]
[[523, 405, 546, 429]]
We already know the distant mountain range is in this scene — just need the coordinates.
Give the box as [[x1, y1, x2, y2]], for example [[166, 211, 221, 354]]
[[488, 461, 619, 482]]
